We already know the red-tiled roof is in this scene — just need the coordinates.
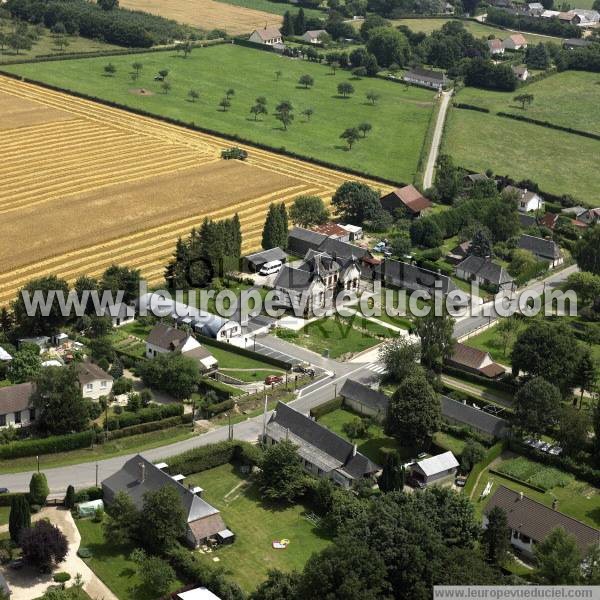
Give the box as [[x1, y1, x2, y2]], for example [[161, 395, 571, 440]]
[[312, 223, 348, 238], [383, 185, 432, 214]]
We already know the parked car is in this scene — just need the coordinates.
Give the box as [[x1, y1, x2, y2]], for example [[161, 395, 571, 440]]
[[264, 375, 284, 385], [293, 363, 315, 377], [455, 476, 467, 487], [0, 487, 8, 494]]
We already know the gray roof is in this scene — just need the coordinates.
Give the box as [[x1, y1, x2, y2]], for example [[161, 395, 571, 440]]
[[0, 382, 34, 415], [441, 395, 509, 438], [340, 379, 389, 413], [273, 264, 314, 291], [147, 323, 189, 350], [287, 227, 371, 264], [563, 37, 592, 47], [456, 255, 514, 286], [289, 226, 328, 248], [245, 247, 288, 267], [102, 455, 221, 523], [518, 234, 560, 260], [404, 67, 447, 83], [519, 213, 537, 229], [373, 259, 457, 295], [267, 402, 379, 479]]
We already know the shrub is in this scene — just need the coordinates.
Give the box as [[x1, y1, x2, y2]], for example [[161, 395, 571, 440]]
[[53, 572, 71, 584], [207, 399, 234, 417], [221, 147, 248, 160], [77, 547, 92, 558], [29, 472, 49, 506], [105, 403, 183, 431], [0, 430, 95, 460], [74, 487, 103, 503], [64, 485, 75, 509], [112, 377, 134, 395]]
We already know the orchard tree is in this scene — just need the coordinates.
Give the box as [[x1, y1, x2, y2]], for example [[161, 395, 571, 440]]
[[366, 90, 380, 105], [514, 93, 534, 109], [514, 376, 561, 436], [188, 89, 199, 102], [275, 100, 294, 130], [104, 63, 116, 76], [301, 107, 314, 121], [21, 521, 68, 571], [250, 100, 267, 120], [298, 74, 314, 88], [357, 122, 372, 137], [386, 367, 440, 448], [219, 97, 231, 111], [337, 82, 354, 97], [340, 127, 360, 149], [258, 440, 305, 503], [289, 195, 329, 228]]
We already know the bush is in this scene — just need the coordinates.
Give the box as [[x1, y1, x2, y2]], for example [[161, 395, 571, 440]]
[[29, 472, 49, 506], [310, 397, 342, 418], [221, 147, 248, 160], [77, 547, 92, 559], [53, 572, 71, 584], [105, 403, 183, 431], [206, 399, 234, 417], [0, 430, 95, 460], [112, 377, 134, 395], [74, 487, 103, 503]]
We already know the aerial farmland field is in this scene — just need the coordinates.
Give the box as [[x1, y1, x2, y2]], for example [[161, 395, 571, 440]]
[[2, 44, 436, 183], [119, 0, 284, 35], [0, 75, 391, 305]]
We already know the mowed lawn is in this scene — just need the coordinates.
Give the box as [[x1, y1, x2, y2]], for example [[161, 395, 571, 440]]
[[443, 107, 600, 204], [389, 17, 565, 45], [2, 44, 435, 182], [455, 71, 600, 136], [186, 463, 331, 592]]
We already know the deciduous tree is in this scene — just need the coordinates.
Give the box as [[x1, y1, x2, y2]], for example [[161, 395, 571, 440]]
[[514, 376, 561, 436], [289, 196, 329, 228], [21, 520, 68, 571], [258, 440, 305, 503]]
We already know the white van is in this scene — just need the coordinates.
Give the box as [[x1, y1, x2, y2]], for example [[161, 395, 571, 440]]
[[259, 260, 283, 276]]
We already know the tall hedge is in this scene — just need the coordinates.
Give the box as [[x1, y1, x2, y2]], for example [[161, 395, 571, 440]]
[[29, 472, 49, 506], [104, 403, 183, 431], [0, 429, 95, 460], [9, 495, 31, 543]]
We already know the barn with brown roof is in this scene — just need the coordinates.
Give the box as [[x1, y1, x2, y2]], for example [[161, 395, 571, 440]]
[[447, 342, 505, 378], [380, 185, 432, 218]]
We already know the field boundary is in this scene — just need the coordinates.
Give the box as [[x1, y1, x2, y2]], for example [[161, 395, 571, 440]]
[[0, 68, 404, 188]]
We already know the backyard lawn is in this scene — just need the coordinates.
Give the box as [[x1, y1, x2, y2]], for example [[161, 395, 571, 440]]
[[443, 107, 600, 204], [205, 344, 285, 382], [454, 71, 600, 136], [76, 518, 184, 600], [2, 44, 435, 183], [472, 453, 600, 528], [185, 463, 331, 592]]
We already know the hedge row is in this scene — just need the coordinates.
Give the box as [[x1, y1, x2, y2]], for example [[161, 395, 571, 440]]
[[106, 415, 189, 440], [165, 440, 262, 476], [197, 334, 292, 371], [198, 376, 239, 400], [105, 403, 183, 431], [74, 487, 103, 503], [463, 440, 505, 497], [0, 429, 95, 460], [206, 399, 235, 417], [0, 492, 28, 507], [442, 364, 517, 397], [0, 70, 402, 188], [438, 420, 495, 447], [454, 103, 490, 113], [310, 397, 343, 419], [508, 439, 600, 487], [497, 112, 600, 142]]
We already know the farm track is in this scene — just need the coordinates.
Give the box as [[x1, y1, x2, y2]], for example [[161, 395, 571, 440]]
[[0, 76, 391, 305]]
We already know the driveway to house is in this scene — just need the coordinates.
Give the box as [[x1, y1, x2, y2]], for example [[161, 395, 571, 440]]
[[423, 90, 452, 190], [0, 508, 117, 600]]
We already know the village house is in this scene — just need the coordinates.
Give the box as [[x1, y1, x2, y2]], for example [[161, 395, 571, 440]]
[[447, 342, 506, 379], [103, 302, 136, 327], [145, 323, 218, 372], [558, 10, 581, 24], [340, 379, 389, 422], [572, 8, 600, 26], [76, 361, 114, 400], [409, 451, 459, 487], [403, 67, 448, 90], [380, 185, 433, 218], [527, 2, 544, 15], [563, 37, 593, 49], [511, 65, 529, 81], [487, 38, 505, 55], [339, 223, 363, 241], [455, 255, 515, 292], [483, 486, 600, 559], [265, 402, 380, 488], [373, 259, 459, 297], [248, 27, 282, 46], [539, 212, 560, 230], [311, 222, 351, 241], [301, 29, 328, 44], [579, 208, 600, 226], [103, 455, 232, 547], [441, 395, 509, 439], [446, 240, 472, 265], [518, 234, 563, 267], [505, 185, 543, 212], [273, 249, 362, 315], [503, 34, 528, 50], [0, 382, 35, 429]]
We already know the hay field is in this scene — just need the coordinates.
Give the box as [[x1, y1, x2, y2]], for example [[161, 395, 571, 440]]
[[0, 76, 389, 305], [119, 0, 281, 35]]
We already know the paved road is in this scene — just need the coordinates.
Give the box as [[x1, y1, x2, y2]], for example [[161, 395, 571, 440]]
[[453, 264, 577, 340], [423, 90, 452, 190], [0, 339, 380, 494]]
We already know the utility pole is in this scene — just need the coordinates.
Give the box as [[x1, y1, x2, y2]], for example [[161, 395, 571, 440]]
[[36, 455, 40, 473], [262, 395, 268, 443], [95, 463, 99, 488]]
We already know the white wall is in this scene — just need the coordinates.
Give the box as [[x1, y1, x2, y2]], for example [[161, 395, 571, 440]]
[[82, 378, 113, 401]]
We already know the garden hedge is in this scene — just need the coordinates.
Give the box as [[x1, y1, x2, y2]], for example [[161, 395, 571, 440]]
[[488, 467, 546, 493], [104, 403, 183, 431], [442, 365, 517, 396], [206, 399, 235, 417], [106, 415, 189, 440], [454, 103, 490, 113], [197, 377, 239, 400], [463, 440, 505, 497], [0, 429, 96, 460], [0, 492, 28, 507], [497, 112, 600, 142], [310, 397, 343, 418]]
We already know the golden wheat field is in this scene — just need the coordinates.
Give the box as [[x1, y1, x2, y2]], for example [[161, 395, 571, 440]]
[[120, 0, 281, 36], [0, 76, 390, 305]]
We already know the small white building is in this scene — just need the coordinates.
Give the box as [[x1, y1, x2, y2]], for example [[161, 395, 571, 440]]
[[409, 451, 459, 487], [178, 588, 222, 600], [339, 224, 363, 241], [0, 347, 12, 362], [505, 185, 543, 212], [512, 65, 529, 81], [77, 361, 114, 400], [302, 29, 328, 44], [487, 38, 505, 55], [249, 27, 282, 46], [103, 302, 136, 327], [0, 382, 35, 429]]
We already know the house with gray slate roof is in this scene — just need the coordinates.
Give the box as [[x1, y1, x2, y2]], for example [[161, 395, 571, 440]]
[[483, 486, 600, 559], [373, 259, 459, 297], [441, 395, 509, 439], [102, 455, 232, 547], [340, 379, 389, 422], [265, 402, 380, 488], [455, 255, 515, 292], [518, 234, 563, 267]]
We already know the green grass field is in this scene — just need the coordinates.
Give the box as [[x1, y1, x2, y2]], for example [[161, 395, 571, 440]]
[[216, 0, 325, 19], [0, 20, 121, 63], [186, 463, 331, 592], [77, 518, 184, 600], [472, 454, 600, 527], [390, 17, 565, 45], [2, 44, 435, 182], [443, 106, 600, 205], [0, 506, 10, 526], [455, 71, 600, 136]]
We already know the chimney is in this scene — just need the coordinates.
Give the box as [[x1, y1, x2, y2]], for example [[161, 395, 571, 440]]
[[138, 462, 146, 484], [352, 444, 357, 457]]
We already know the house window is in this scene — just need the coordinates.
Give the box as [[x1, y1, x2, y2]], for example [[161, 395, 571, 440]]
[[29, 408, 36, 421], [15, 411, 21, 424], [100, 380, 107, 389], [86, 383, 93, 391], [0, 415, 5, 427]]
